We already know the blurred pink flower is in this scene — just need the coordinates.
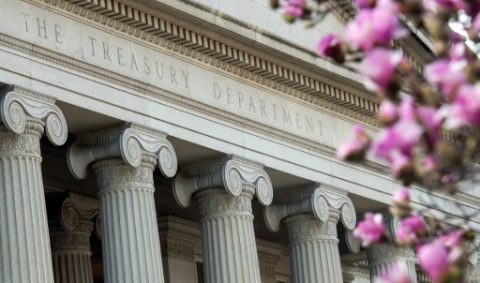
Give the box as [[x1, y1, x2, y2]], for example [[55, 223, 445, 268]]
[[354, 0, 376, 9], [417, 242, 450, 280], [353, 212, 385, 246], [438, 230, 463, 248], [423, 155, 438, 171], [373, 100, 422, 160], [378, 100, 398, 124], [442, 84, 480, 128], [316, 34, 342, 59], [282, 0, 307, 17], [424, 59, 467, 99], [423, 0, 467, 11], [417, 106, 442, 146], [396, 214, 426, 244], [393, 187, 410, 203], [337, 125, 370, 160], [373, 261, 411, 283], [389, 150, 412, 177], [345, 0, 407, 51], [472, 13, 480, 34], [361, 48, 402, 92]]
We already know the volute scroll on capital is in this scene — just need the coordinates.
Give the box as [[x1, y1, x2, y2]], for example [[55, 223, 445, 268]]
[[173, 156, 273, 208], [264, 185, 357, 232], [0, 86, 68, 145], [59, 194, 100, 233], [67, 123, 178, 179]]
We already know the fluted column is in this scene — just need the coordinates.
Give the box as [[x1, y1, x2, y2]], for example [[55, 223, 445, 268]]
[[173, 156, 274, 283], [367, 244, 417, 282], [257, 242, 283, 283], [0, 86, 68, 283], [47, 193, 99, 283], [158, 216, 200, 283], [366, 217, 417, 283], [264, 186, 357, 283], [67, 124, 178, 283], [464, 245, 479, 283]]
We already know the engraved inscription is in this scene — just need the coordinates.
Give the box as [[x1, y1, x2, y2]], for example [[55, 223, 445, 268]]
[[0, 1, 334, 145]]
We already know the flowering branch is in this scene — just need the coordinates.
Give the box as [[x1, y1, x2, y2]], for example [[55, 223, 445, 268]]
[[271, 0, 480, 282]]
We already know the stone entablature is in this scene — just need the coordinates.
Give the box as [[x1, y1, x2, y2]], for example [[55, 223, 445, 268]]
[[17, 0, 380, 126]]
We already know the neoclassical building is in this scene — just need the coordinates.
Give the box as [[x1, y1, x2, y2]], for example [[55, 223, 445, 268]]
[[0, 0, 479, 283]]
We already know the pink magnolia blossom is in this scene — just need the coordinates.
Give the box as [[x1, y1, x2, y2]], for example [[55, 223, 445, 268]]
[[423, 0, 467, 11], [353, 212, 385, 246], [417, 106, 442, 146], [472, 13, 480, 34], [393, 187, 410, 204], [282, 0, 306, 18], [345, 0, 407, 51], [373, 261, 411, 283], [372, 98, 422, 160], [423, 155, 438, 171], [354, 0, 376, 10], [417, 242, 450, 280], [337, 125, 371, 160], [396, 214, 426, 244], [389, 150, 412, 177], [438, 230, 463, 248], [316, 34, 342, 59], [424, 59, 467, 99], [442, 84, 480, 129], [378, 100, 398, 124], [360, 48, 403, 92]]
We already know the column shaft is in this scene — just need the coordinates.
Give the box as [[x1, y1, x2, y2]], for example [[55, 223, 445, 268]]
[[367, 243, 417, 283], [0, 122, 54, 283], [94, 158, 164, 283], [50, 220, 95, 283], [197, 188, 261, 283], [285, 214, 343, 283]]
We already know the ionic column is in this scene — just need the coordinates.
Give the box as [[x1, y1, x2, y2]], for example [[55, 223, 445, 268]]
[[47, 193, 99, 283], [257, 240, 283, 283], [264, 186, 357, 283], [464, 244, 479, 283], [0, 86, 68, 283], [67, 124, 178, 283], [173, 156, 274, 283], [158, 216, 200, 283], [366, 217, 417, 283]]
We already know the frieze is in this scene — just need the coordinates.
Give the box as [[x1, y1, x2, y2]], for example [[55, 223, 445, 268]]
[[31, 0, 378, 117], [0, 0, 384, 149]]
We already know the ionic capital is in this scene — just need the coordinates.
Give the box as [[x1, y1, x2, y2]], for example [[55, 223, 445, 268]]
[[0, 85, 67, 145], [173, 156, 273, 207], [67, 123, 177, 179], [48, 193, 99, 250], [264, 185, 356, 232]]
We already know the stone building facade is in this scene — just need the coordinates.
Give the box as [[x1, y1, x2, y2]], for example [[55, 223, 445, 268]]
[[0, 0, 479, 282]]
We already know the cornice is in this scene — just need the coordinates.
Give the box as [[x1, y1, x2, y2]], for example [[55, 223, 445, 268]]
[[28, 0, 380, 124]]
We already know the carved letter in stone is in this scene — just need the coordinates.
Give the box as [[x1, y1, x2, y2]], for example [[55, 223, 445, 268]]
[[68, 123, 177, 179]]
